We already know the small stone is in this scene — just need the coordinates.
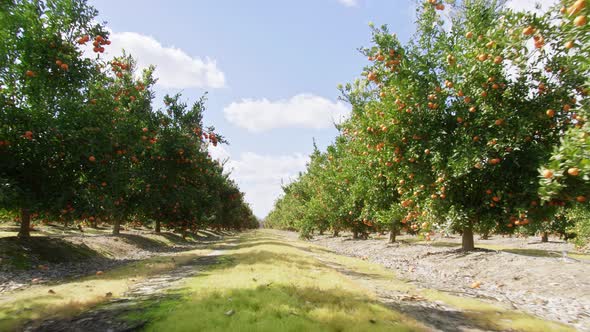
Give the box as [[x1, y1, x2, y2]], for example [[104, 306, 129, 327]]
[[48, 289, 55, 294]]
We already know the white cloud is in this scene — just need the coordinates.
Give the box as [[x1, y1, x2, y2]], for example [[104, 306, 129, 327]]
[[338, 0, 358, 7], [223, 94, 351, 132], [221, 151, 309, 218], [87, 31, 225, 89], [505, 0, 557, 13]]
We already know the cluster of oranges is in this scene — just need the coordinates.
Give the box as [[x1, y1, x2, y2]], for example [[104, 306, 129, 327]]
[[93, 35, 110, 53], [111, 60, 129, 78], [427, 0, 445, 11], [55, 59, 69, 71], [561, 0, 587, 27]]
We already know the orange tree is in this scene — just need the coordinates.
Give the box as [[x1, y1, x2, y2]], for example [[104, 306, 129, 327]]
[[540, 0, 589, 203], [353, 0, 583, 250], [132, 93, 229, 236], [0, 0, 109, 237], [72, 54, 157, 234], [539, 0, 589, 246]]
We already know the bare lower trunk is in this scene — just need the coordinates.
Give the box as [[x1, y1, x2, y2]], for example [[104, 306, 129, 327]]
[[541, 232, 548, 243], [18, 208, 31, 238], [112, 219, 120, 235], [389, 223, 397, 243], [462, 226, 475, 251], [319, 229, 324, 235], [91, 219, 98, 229], [352, 230, 359, 239], [332, 229, 339, 237], [182, 221, 188, 239], [155, 220, 161, 233]]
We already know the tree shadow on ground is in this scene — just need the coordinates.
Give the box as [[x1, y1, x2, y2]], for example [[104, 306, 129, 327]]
[[0, 236, 98, 269], [212, 239, 333, 254]]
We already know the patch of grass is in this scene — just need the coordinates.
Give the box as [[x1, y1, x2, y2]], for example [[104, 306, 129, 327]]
[[0, 247, 210, 331], [136, 232, 426, 332]]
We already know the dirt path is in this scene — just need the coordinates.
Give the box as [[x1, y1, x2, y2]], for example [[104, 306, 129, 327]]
[[20, 231, 578, 332], [24, 250, 225, 332]]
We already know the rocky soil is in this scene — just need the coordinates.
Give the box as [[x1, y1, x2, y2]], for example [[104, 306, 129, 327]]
[[0, 227, 223, 293], [306, 233, 590, 331]]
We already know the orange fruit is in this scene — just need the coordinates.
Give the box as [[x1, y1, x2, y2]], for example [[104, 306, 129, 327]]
[[523, 26, 535, 36], [543, 169, 554, 178], [568, 167, 580, 176], [574, 15, 587, 27]]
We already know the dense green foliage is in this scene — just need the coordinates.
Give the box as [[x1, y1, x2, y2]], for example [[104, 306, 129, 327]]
[[0, 0, 257, 237], [266, 0, 590, 250]]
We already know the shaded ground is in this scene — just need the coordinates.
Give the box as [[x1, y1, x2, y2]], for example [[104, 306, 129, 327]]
[[302, 232, 590, 331], [18, 230, 576, 332], [0, 224, 226, 293]]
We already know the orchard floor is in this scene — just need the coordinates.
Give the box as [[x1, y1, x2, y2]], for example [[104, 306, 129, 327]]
[[0, 224, 226, 294], [1, 229, 581, 332], [301, 231, 590, 332]]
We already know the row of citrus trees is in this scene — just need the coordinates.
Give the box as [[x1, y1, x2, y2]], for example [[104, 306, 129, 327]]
[[266, 0, 590, 251], [0, 0, 257, 238]]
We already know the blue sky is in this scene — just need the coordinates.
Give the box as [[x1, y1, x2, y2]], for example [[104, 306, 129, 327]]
[[88, 0, 552, 217]]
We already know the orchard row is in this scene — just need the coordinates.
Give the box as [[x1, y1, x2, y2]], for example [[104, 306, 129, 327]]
[[266, 0, 590, 250], [0, 0, 257, 237]]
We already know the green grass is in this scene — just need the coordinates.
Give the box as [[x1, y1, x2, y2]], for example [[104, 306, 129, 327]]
[[133, 232, 426, 332]]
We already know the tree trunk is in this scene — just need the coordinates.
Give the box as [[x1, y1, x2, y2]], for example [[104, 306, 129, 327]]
[[112, 219, 120, 235], [91, 218, 98, 229], [541, 232, 549, 243], [155, 219, 161, 233], [352, 230, 359, 239], [319, 229, 324, 235], [182, 221, 188, 239], [18, 208, 31, 238], [332, 228, 339, 237], [462, 226, 475, 251], [389, 223, 397, 243]]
